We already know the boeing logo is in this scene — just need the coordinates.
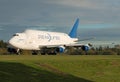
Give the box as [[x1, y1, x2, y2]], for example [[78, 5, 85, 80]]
[[38, 33, 60, 41]]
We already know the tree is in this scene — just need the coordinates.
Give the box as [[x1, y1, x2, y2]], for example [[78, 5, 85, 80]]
[[0, 40, 7, 48]]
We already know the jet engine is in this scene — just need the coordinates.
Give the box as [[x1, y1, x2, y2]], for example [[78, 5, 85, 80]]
[[55, 46, 65, 53]]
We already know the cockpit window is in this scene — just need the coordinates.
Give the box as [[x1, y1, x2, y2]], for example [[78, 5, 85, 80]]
[[13, 34, 19, 36]]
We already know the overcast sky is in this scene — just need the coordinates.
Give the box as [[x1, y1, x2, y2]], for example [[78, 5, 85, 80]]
[[0, 0, 120, 25], [0, 0, 120, 41]]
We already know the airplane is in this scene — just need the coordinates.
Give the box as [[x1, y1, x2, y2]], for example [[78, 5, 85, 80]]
[[8, 18, 92, 55]]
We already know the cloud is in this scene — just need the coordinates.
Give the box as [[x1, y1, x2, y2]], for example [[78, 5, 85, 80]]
[[0, 0, 120, 25], [52, 0, 120, 10], [0, 26, 4, 30], [78, 24, 120, 40], [49, 0, 101, 10], [45, 0, 120, 24], [0, 28, 4, 30]]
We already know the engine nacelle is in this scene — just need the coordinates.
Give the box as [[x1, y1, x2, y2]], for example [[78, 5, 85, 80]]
[[56, 46, 65, 53], [81, 45, 89, 51]]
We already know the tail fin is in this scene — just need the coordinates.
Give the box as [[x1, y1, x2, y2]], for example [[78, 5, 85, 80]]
[[69, 18, 79, 38]]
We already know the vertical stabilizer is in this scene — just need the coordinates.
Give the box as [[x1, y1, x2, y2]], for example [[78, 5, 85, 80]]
[[69, 18, 79, 38]]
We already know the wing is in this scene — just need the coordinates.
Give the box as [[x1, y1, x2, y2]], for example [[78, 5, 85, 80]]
[[66, 43, 92, 51], [66, 43, 92, 47], [39, 43, 92, 52]]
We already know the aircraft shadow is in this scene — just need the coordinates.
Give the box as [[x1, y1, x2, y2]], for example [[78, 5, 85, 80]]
[[0, 62, 93, 82]]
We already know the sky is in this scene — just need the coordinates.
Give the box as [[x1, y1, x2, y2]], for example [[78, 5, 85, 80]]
[[0, 0, 120, 42]]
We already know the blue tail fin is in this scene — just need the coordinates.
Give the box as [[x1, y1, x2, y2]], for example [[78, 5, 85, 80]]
[[69, 18, 79, 38]]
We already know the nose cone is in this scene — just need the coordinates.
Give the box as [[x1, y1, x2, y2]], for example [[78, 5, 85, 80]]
[[8, 38, 17, 48]]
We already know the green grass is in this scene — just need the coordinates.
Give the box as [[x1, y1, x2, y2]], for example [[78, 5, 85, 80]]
[[0, 55, 120, 82]]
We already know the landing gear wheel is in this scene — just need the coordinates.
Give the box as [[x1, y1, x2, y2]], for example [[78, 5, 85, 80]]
[[41, 53, 46, 55], [32, 51, 38, 55]]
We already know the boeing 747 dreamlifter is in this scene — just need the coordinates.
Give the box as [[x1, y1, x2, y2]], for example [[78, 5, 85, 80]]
[[8, 18, 92, 55]]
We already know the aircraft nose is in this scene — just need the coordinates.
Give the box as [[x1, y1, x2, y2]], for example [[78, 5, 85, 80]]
[[8, 38, 16, 47]]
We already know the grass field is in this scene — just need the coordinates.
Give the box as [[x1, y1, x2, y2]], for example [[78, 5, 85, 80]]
[[0, 55, 120, 82]]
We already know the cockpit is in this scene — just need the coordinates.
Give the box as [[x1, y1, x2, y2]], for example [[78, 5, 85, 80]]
[[13, 33, 19, 36], [9, 33, 27, 49]]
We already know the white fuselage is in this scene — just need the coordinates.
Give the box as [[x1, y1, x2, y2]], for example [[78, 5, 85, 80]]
[[9, 29, 78, 50]]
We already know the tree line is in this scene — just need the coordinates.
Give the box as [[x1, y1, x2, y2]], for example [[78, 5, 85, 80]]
[[0, 40, 120, 55], [66, 46, 120, 55]]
